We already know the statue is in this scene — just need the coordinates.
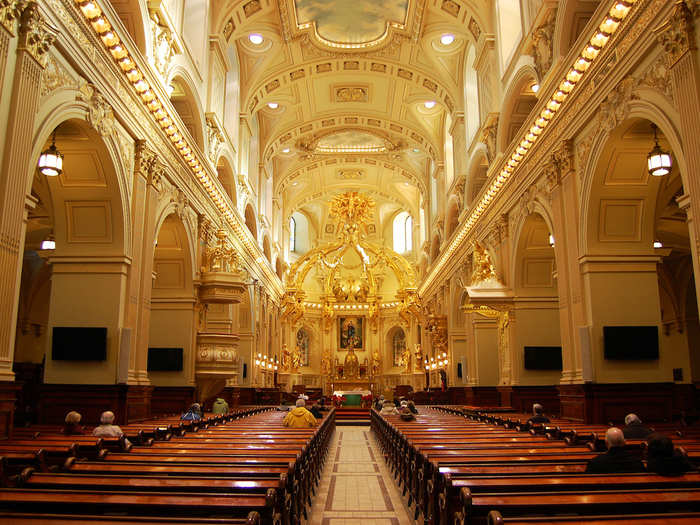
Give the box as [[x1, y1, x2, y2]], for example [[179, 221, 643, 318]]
[[414, 344, 423, 372], [321, 350, 331, 375], [471, 241, 498, 286], [343, 341, 360, 378], [291, 343, 302, 372], [281, 343, 290, 372], [400, 346, 411, 374], [371, 350, 381, 377]]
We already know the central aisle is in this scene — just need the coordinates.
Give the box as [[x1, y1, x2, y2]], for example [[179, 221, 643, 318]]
[[308, 426, 414, 524]]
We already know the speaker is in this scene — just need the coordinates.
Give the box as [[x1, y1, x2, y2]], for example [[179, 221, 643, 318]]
[[579, 326, 593, 382], [243, 363, 247, 378], [457, 362, 463, 378], [117, 327, 131, 384]]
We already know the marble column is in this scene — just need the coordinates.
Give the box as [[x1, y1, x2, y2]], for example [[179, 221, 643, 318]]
[[0, 2, 53, 382]]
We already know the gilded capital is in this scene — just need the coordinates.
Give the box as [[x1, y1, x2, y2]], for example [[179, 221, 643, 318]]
[[657, 0, 696, 68], [18, 1, 54, 68], [0, 0, 26, 36]]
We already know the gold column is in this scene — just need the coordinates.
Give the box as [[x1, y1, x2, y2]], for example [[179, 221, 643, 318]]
[[0, 2, 53, 381], [658, 0, 700, 316]]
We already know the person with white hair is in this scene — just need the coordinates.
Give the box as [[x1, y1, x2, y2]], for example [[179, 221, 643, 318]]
[[527, 403, 550, 425], [282, 398, 317, 428], [379, 400, 399, 416], [62, 411, 84, 435], [93, 411, 125, 438], [585, 427, 645, 473], [622, 413, 651, 439]]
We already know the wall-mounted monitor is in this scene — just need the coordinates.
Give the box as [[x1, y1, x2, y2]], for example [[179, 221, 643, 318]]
[[524, 346, 563, 370], [603, 326, 659, 360], [52, 327, 107, 361], [147, 347, 183, 372]]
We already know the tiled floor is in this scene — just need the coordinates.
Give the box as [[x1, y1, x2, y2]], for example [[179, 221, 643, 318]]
[[307, 426, 415, 525]]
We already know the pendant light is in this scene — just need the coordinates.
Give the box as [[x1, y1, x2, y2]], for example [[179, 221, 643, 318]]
[[40, 234, 56, 250], [38, 128, 63, 177], [647, 124, 672, 177]]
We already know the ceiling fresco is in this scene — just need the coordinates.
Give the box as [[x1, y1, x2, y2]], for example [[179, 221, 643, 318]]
[[293, 0, 408, 44]]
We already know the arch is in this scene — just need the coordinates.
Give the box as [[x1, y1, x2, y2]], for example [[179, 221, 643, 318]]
[[167, 71, 206, 153], [553, 1, 603, 61], [152, 203, 198, 280], [496, 67, 539, 153], [244, 203, 258, 241], [392, 211, 413, 254], [445, 196, 460, 240], [385, 325, 406, 367], [295, 327, 311, 367], [430, 232, 441, 263], [463, 44, 480, 144], [216, 154, 238, 208], [495, 0, 523, 69], [152, 213, 195, 296], [512, 212, 557, 294], [111, 0, 150, 55], [275, 257, 285, 280], [465, 149, 489, 207], [262, 235, 272, 264]]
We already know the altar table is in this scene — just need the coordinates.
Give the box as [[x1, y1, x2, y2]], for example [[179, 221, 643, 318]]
[[332, 390, 371, 407]]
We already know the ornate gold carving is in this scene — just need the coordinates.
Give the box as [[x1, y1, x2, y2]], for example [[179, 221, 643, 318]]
[[149, 8, 178, 76], [40, 53, 78, 97], [77, 82, 115, 137], [204, 229, 242, 273], [337, 169, 364, 180], [426, 315, 448, 356], [18, 1, 53, 67], [334, 85, 368, 102], [640, 54, 673, 100], [468, 17, 481, 41], [598, 77, 639, 133], [0, 0, 26, 36], [657, 0, 696, 68], [528, 9, 556, 79], [471, 242, 498, 286], [206, 113, 225, 164], [480, 113, 499, 162]]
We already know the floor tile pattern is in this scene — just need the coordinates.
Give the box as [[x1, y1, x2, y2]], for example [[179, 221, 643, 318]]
[[307, 427, 414, 524]]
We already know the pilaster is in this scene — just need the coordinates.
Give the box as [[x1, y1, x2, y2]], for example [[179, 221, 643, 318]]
[[0, 1, 53, 381], [0, 1, 24, 108]]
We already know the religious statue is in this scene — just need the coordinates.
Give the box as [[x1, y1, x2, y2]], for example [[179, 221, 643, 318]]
[[291, 343, 302, 373], [343, 341, 360, 378], [371, 350, 381, 377], [471, 241, 498, 286], [321, 350, 332, 375], [400, 346, 411, 374], [281, 343, 290, 372], [414, 343, 423, 372]]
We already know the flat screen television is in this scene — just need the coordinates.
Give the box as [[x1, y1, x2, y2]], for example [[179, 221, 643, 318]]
[[524, 346, 563, 370], [52, 327, 107, 361], [603, 325, 659, 360], [148, 347, 183, 372]]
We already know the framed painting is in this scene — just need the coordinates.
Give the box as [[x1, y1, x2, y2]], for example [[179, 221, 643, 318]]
[[339, 316, 363, 350]]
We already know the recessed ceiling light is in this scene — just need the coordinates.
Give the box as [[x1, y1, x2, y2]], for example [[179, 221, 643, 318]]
[[412, 148, 420, 153], [424, 100, 436, 109], [267, 102, 278, 109], [249, 33, 263, 45], [653, 240, 663, 248], [291, 181, 298, 186], [440, 34, 455, 45], [531, 83, 540, 93], [282, 147, 290, 153], [404, 182, 410, 187]]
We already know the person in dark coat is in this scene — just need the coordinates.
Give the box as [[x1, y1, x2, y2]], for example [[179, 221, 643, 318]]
[[623, 413, 652, 439], [62, 411, 84, 435], [527, 403, 550, 425], [585, 427, 645, 474], [407, 400, 419, 414], [309, 402, 322, 419], [646, 433, 694, 475]]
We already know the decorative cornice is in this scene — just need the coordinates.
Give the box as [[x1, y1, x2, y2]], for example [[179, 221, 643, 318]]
[[657, 0, 696, 68], [0, 0, 25, 36], [18, 1, 53, 67]]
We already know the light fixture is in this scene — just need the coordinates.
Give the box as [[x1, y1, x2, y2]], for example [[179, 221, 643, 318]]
[[267, 102, 279, 109], [424, 100, 436, 109], [282, 147, 290, 153], [412, 148, 420, 153], [653, 240, 663, 249], [249, 33, 263, 45], [38, 129, 63, 177], [531, 83, 540, 93], [440, 34, 455, 45], [40, 234, 56, 250], [647, 123, 672, 177], [166, 84, 174, 97], [548, 234, 555, 247]]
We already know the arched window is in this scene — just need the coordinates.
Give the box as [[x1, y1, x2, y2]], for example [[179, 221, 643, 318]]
[[289, 216, 296, 252], [392, 329, 406, 366], [393, 211, 413, 253], [296, 328, 309, 366]]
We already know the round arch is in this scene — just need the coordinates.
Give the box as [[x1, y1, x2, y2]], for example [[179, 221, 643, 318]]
[[496, 66, 539, 154], [244, 203, 258, 241], [165, 69, 206, 154]]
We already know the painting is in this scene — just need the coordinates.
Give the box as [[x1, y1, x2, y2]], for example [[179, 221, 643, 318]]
[[294, 0, 408, 44], [339, 316, 363, 350]]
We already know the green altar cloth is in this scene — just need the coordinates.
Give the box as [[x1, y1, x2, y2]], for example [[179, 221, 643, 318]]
[[343, 394, 362, 406]]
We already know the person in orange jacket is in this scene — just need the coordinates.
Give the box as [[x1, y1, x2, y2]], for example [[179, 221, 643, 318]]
[[283, 398, 317, 428]]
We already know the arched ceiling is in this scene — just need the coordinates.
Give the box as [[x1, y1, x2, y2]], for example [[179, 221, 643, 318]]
[[212, 0, 491, 231]]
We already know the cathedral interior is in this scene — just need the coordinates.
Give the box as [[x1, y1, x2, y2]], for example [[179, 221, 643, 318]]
[[0, 0, 699, 433]]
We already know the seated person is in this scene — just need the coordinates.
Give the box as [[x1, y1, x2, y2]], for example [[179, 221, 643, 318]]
[[399, 402, 415, 421], [527, 403, 550, 425], [373, 396, 385, 411], [585, 427, 645, 474], [309, 402, 322, 419], [93, 411, 125, 438], [379, 400, 399, 416], [407, 400, 419, 414], [646, 433, 694, 475], [283, 399, 317, 428], [623, 413, 652, 439], [181, 403, 202, 420], [62, 411, 84, 435], [211, 398, 229, 415]]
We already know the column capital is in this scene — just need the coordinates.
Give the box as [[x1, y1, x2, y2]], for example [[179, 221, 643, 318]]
[[17, 1, 54, 68], [658, 0, 697, 68], [0, 0, 26, 36]]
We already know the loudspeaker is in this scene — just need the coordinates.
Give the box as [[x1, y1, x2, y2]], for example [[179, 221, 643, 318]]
[[243, 363, 247, 378], [457, 362, 463, 378], [117, 327, 131, 384], [579, 326, 593, 382]]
